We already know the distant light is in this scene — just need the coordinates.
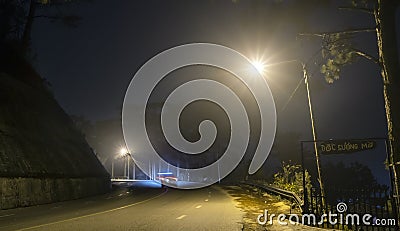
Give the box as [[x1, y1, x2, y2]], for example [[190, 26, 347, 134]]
[[157, 172, 174, 175], [120, 147, 128, 155], [251, 60, 267, 75]]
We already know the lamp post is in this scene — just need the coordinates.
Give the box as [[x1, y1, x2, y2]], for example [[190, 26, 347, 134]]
[[134, 161, 136, 179], [127, 155, 130, 179], [300, 62, 326, 207], [124, 158, 127, 178], [110, 154, 119, 179], [254, 59, 325, 206], [111, 158, 114, 179], [120, 147, 133, 180]]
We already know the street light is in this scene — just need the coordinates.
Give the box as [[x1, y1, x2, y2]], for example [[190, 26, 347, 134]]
[[251, 59, 267, 75], [259, 59, 325, 207], [119, 148, 128, 156], [118, 147, 135, 180]]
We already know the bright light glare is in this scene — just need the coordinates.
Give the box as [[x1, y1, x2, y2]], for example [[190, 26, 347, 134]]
[[119, 147, 128, 155], [251, 60, 267, 75]]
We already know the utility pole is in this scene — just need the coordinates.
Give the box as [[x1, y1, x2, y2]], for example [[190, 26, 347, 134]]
[[127, 156, 130, 179], [265, 59, 325, 205], [111, 158, 114, 179], [149, 160, 151, 180], [124, 158, 126, 179], [302, 63, 325, 206], [133, 161, 135, 180]]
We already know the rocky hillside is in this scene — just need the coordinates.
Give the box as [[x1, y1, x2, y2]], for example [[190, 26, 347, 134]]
[[0, 48, 110, 209]]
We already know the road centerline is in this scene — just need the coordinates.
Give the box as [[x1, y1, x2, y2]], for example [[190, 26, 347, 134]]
[[176, 215, 187, 220], [17, 189, 168, 231]]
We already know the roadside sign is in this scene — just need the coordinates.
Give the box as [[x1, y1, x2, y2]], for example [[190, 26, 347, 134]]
[[317, 140, 376, 155]]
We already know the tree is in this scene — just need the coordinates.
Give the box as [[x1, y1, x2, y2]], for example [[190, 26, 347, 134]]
[[322, 161, 378, 189], [322, 161, 389, 207], [299, 0, 400, 219], [0, 0, 81, 54], [272, 161, 312, 199]]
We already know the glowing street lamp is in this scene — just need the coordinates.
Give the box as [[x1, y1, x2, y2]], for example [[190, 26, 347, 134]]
[[251, 59, 267, 75], [120, 147, 128, 156]]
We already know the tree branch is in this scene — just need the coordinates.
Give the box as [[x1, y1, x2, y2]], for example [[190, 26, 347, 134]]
[[351, 48, 380, 65], [299, 27, 376, 37], [338, 6, 374, 14]]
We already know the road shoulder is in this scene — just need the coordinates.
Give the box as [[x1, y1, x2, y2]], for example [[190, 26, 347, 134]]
[[223, 185, 331, 231]]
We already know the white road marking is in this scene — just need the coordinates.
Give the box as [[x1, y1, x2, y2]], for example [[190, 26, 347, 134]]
[[18, 190, 168, 231], [0, 214, 14, 218], [195, 205, 202, 209], [176, 215, 187, 220]]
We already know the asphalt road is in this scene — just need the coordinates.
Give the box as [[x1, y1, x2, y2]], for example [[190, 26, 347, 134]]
[[0, 185, 244, 231]]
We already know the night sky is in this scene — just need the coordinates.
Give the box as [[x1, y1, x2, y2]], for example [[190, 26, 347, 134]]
[[30, 0, 400, 185]]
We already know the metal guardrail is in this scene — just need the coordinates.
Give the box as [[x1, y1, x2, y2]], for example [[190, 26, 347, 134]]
[[241, 181, 303, 212]]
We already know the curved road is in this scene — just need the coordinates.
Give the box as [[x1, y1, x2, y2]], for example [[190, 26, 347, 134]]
[[0, 185, 243, 231]]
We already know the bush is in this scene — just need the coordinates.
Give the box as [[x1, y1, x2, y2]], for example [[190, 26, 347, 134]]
[[272, 161, 312, 198]]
